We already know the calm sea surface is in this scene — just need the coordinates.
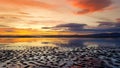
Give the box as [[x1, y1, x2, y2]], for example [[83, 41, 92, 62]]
[[0, 38, 120, 48]]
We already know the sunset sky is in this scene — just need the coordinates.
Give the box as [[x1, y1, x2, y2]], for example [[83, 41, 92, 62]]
[[0, 0, 120, 35]]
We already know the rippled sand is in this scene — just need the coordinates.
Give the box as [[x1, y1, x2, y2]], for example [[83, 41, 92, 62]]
[[0, 46, 120, 68]]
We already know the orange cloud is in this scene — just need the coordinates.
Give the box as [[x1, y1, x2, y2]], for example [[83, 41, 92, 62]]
[[0, 0, 56, 10], [116, 18, 120, 22], [67, 0, 112, 14]]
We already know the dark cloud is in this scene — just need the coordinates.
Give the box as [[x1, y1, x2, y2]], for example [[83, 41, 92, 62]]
[[68, 0, 112, 14], [98, 22, 115, 27], [53, 22, 120, 33], [41, 27, 52, 29], [54, 23, 87, 31], [98, 21, 120, 28], [56, 23, 86, 28], [95, 21, 120, 33]]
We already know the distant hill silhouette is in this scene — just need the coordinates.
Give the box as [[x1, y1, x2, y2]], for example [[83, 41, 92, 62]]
[[0, 33, 120, 38], [87, 33, 120, 38]]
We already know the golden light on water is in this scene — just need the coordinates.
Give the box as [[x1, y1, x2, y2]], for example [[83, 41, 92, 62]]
[[0, 38, 70, 43], [0, 38, 72, 50]]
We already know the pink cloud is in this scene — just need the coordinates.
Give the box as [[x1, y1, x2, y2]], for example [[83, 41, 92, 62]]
[[67, 0, 112, 14]]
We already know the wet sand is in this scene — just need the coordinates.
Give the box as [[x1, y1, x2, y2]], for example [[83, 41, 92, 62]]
[[0, 46, 120, 68]]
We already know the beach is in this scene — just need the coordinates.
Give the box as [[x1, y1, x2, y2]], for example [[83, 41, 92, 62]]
[[0, 46, 120, 68]]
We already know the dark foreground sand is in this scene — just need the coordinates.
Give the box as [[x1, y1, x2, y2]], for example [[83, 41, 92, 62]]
[[0, 46, 120, 68]]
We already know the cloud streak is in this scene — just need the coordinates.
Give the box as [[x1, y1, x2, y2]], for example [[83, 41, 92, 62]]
[[68, 0, 112, 14], [53, 23, 87, 31], [98, 21, 120, 28], [0, 0, 56, 11]]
